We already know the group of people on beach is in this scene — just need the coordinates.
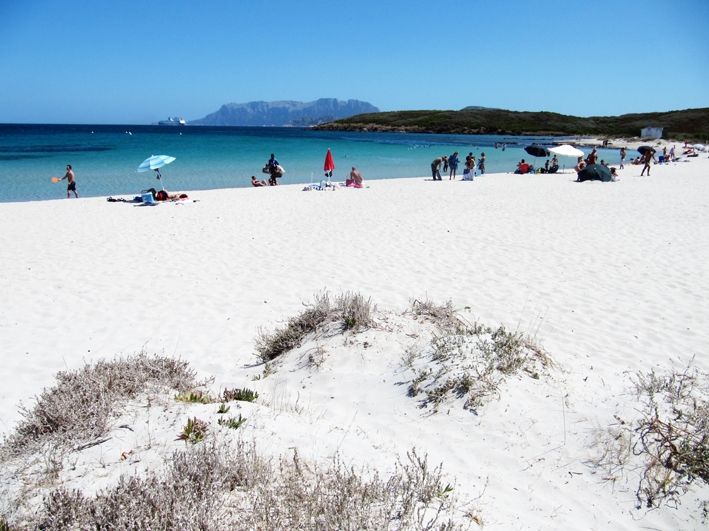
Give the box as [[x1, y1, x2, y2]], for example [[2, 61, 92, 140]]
[[567, 147, 620, 181], [431, 151, 486, 181], [252, 153, 284, 186], [250, 153, 365, 189], [513, 155, 560, 175]]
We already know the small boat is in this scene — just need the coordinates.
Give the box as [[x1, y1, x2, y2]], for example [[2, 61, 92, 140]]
[[158, 117, 187, 126]]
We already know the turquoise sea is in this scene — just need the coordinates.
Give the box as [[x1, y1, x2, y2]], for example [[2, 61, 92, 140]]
[[0, 124, 622, 202]]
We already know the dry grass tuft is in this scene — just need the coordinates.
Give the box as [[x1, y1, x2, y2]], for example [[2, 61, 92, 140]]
[[410, 299, 462, 331], [35, 443, 467, 530], [4, 354, 197, 454], [255, 291, 375, 363]]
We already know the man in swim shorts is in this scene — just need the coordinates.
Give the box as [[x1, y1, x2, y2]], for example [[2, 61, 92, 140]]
[[61, 164, 78, 198]]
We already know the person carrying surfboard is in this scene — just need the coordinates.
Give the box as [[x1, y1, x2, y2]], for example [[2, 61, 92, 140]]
[[60, 164, 78, 198]]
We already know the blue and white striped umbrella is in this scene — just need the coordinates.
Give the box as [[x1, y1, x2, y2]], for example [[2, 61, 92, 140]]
[[137, 154, 176, 172]]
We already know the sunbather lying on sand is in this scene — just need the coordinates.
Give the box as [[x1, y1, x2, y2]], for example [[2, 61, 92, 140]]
[[154, 189, 188, 201]]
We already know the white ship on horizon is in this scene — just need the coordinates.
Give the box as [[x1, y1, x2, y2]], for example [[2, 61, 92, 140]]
[[158, 116, 187, 126]]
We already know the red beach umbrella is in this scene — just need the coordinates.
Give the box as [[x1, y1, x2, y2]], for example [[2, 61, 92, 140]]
[[323, 148, 335, 177]]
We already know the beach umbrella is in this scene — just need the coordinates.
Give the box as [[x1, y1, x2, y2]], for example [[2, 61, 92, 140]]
[[549, 144, 584, 158], [577, 163, 612, 182], [524, 144, 550, 158], [323, 148, 335, 179], [524, 144, 550, 172], [137, 154, 176, 190], [548, 145, 584, 172], [637, 145, 655, 155]]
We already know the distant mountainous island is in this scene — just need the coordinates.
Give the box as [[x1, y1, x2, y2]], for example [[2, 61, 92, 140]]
[[315, 107, 709, 140], [190, 98, 379, 127]]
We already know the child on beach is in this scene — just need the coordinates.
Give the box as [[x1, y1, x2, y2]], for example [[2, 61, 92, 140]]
[[463, 153, 476, 181], [60, 164, 78, 198]]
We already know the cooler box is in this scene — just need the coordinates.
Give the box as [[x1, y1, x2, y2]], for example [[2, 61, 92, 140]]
[[142, 192, 155, 204]]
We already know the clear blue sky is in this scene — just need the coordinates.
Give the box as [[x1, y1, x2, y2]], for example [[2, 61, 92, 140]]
[[1, 0, 707, 123]]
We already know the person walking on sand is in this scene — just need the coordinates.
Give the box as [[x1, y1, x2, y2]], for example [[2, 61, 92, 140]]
[[640, 148, 656, 176], [619, 147, 626, 169], [60, 164, 78, 198], [448, 151, 459, 180], [478, 152, 486, 174], [431, 157, 443, 181]]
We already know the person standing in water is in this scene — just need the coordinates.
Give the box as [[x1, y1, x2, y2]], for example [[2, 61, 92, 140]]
[[265, 153, 281, 185], [60, 164, 78, 198], [448, 151, 459, 180]]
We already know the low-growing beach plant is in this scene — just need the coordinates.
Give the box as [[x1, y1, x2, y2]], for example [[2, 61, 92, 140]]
[[307, 344, 327, 368], [588, 359, 708, 518], [3, 354, 197, 454], [405, 319, 549, 412], [410, 298, 460, 330], [174, 390, 212, 404], [217, 414, 246, 430], [222, 387, 259, 403], [216, 403, 230, 414], [177, 417, 209, 444], [34, 442, 468, 530], [255, 291, 375, 363]]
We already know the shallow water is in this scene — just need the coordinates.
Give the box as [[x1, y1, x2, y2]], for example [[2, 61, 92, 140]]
[[0, 124, 622, 202]]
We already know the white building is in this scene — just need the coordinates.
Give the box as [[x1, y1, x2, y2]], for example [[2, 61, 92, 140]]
[[641, 126, 663, 139]]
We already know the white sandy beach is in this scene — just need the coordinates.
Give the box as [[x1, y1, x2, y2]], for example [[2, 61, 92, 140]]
[[1, 154, 708, 529]]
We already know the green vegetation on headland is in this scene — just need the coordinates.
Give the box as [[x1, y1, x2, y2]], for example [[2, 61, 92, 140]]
[[315, 107, 709, 140]]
